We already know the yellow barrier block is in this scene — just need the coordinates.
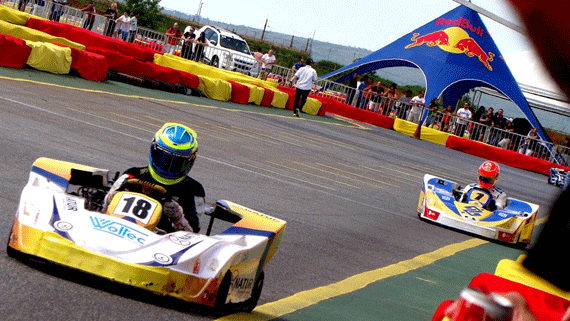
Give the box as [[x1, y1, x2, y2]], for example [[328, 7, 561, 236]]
[[239, 83, 264, 105], [302, 98, 322, 115], [154, 54, 278, 89], [271, 89, 288, 109], [25, 40, 71, 74], [0, 3, 47, 25], [197, 75, 231, 101], [0, 19, 85, 50], [393, 118, 451, 145], [495, 259, 570, 300]]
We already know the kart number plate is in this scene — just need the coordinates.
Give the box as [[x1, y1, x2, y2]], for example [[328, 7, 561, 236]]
[[113, 193, 159, 225]]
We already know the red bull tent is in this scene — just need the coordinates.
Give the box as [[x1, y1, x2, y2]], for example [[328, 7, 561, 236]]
[[320, 5, 550, 141]]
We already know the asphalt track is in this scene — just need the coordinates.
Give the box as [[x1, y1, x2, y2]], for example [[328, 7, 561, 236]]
[[0, 67, 562, 320]]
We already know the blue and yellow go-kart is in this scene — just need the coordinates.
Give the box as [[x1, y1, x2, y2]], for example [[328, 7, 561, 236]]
[[418, 174, 538, 245], [7, 158, 286, 313]]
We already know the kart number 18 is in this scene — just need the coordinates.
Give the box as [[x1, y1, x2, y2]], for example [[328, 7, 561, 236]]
[[113, 193, 158, 225]]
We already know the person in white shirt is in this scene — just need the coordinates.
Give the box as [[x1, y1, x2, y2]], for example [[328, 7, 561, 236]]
[[289, 58, 318, 117], [407, 91, 425, 123], [115, 11, 130, 41], [259, 49, 276, 80], [127, 13, 138, 43], [454, 103, 473, 137]]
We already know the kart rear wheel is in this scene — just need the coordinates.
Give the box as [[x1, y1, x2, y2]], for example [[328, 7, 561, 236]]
[[241, 271, 264, 312]]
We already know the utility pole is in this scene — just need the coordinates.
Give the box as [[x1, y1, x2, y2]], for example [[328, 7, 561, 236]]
[[290, 34, 294, 48], [193, 0, 203, 23], [261, 16, 268, 41]]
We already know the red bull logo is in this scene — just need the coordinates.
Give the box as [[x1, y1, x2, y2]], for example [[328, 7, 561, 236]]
[[405, 26, 495, 71]]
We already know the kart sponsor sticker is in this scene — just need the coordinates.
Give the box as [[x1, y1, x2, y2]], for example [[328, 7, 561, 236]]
[[63, 197, 78, 211], [153, 253, 173, 265], [54, 220, 73, 231], [90, 216, 147, 245], [167, 233, 197, 246]]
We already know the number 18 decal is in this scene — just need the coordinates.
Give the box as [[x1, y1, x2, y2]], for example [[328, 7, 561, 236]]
[[113, 193, 158, 225]]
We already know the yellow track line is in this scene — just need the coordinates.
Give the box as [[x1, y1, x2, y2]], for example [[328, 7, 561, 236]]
[[216, 238, 488, 321]]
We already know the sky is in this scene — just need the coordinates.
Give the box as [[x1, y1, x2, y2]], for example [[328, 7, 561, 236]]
[[158, 0, 534, 57]]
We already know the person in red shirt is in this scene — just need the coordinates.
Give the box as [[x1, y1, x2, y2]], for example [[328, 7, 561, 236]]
[[165, 22, 181, 55]]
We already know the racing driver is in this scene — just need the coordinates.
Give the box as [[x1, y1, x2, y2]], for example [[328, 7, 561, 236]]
[[460, 160, 507, 211], [102, 123, 205, 233]]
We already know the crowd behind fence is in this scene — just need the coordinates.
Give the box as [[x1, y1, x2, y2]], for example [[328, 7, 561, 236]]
[[4, 0, 570, 166], [267, 66, 570, 166]]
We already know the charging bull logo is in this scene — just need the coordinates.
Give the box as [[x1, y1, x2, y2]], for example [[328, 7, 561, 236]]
[[405, 26, 495, 71]]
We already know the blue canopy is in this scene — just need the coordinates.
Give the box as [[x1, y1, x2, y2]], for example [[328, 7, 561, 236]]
[[320, 5, 550, 141]]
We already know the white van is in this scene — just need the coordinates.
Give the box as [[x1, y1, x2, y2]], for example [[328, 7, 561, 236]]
[[195, 25, 258, 77]]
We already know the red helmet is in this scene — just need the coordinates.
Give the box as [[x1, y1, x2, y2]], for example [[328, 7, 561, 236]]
[[478, 161, 499, 189]]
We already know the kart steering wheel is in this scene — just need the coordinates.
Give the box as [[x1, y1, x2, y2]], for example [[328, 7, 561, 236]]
[[465, 187, 494, 210], [120, 178, 170, 202]]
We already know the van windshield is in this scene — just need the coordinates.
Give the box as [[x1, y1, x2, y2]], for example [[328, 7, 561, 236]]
[[220, 36, 251, 54]]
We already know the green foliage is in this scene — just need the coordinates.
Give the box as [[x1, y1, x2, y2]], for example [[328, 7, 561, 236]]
[[123, 0, 164, 30]]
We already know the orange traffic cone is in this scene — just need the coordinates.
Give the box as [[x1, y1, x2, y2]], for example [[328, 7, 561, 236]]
[[413, 121, 422, 139]]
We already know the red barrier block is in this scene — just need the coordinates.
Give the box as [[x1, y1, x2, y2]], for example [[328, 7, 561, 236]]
[[445, 135, 569, 175], [69, 48, 108, 82], [0, 34, 32, 68], [318, 97, 395, 129], [228, 80, 250, 104], [260, 87, 275, 107], [25, 18, 160, 62]]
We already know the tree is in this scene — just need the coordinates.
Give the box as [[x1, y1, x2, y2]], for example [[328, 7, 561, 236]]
[[125, 0, 164, 30]]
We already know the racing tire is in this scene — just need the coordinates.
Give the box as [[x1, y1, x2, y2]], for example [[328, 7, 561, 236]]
[[214, 271, 232, 313], [211, 56, 220, 68], [241, 271, 264, 312]]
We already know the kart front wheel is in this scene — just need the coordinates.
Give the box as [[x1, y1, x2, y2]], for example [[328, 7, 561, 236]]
[[214, 272, 232, 312]]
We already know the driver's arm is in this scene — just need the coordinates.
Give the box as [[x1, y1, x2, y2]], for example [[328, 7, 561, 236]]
[[101, 173, 130, 212], [495, 191, 507, 210]]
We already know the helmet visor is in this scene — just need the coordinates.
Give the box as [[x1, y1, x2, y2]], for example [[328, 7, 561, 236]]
[[150, 142, 195, 179], [479, 175, 496, 185]]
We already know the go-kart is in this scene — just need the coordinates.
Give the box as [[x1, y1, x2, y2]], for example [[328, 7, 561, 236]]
[[418, 174, 538, 245], [7, 158, 286, 313], [548, 167, 569, 189]]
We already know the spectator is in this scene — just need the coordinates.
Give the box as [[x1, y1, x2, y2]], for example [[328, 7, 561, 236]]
[[440, 105, 454, 132], [115, 10, 130, 41], [381, 85, 398, 116], [355, 75, 373, 109], [193, 31, 207, 62], [290, 58, 318, 117], [395, 90, 413, 119], [127, 13, 139, 43], [498, 117, 516, 149], [407, 91, 425, 123], [81, 1, 96, 31], [259, 49, 276, 80], [367, 81, 385, 113], [165, 22, 182, 55], [292, 57, 306, 72], [477, 107, 493, 141], [518, 127, 540, 156], [424, 98, 439, 127], [49, 0, 67, 22], [489, 108, 507, 145], [468, 106, 486, 140], [253, 47, 263, 68], [103, 3, 118, 37], [345, 73, 360, 106], [181, 25, 195, 60], [360, 78, 376, 109], [18, 0, 27, 11], [454, 103, 472, 137], [31, 0, 46, 16]]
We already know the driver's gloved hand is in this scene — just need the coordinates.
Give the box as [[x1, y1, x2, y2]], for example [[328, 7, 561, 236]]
[[164, 201, 192, 232], [101, 174, 129, 213]]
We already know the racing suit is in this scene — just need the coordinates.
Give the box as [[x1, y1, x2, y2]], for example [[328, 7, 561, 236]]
[[461, 183, 507, 210], [103, 167, 205, 233]]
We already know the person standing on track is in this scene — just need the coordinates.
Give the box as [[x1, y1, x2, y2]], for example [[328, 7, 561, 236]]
[[290, 58, 318, 117]]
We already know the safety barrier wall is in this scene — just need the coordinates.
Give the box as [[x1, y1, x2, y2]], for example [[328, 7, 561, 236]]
[[2, 4, 568, 174]]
